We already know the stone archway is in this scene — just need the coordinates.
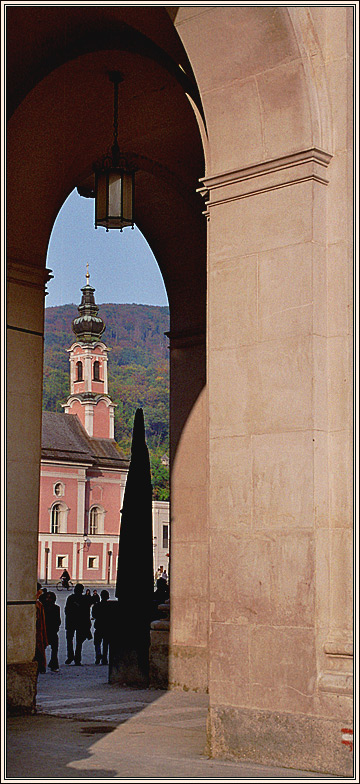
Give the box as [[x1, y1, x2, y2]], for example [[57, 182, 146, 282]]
[[6, 6, 207, 708], [6, 6, 353, 776]]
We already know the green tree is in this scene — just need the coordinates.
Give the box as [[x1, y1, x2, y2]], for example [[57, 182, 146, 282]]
[[42, 367, 69, 412]]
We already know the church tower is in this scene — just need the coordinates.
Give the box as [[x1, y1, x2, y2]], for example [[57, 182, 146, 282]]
[[63, 266, 116, 439]]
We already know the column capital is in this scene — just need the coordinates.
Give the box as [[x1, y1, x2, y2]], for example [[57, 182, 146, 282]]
[[165, 328, 205, 349], [7, 257, 53, 293]]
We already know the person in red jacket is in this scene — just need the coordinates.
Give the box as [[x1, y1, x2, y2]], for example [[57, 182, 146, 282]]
[[44, 591, 61, 672], [34, 586, 48, 674]]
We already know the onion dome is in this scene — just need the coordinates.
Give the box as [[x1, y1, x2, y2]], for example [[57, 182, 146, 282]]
[[72, 265, 105, 343]]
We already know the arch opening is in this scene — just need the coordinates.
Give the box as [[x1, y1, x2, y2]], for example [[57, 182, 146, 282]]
[[6, 8, 207, 704]]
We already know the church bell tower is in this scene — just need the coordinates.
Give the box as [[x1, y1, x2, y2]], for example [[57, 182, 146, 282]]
[[63, 266, 116, 439]]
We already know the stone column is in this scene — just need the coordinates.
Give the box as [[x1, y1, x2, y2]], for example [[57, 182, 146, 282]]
[[316, 7, 354, 711], [167, 329, 208, 692], [202, 149, 352, 773], [7, 257, 52, 712]]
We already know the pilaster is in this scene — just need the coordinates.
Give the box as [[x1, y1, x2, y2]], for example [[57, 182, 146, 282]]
[[6, 258, 52, 711], [167, 327, 208, 692], [202, 147, 352, 756], [84, 404, 94, 436], [77, 470, 86, 535]]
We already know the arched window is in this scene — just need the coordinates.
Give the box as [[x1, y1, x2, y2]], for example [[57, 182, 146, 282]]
[[50, 501, 68, 534], [89, 506, 99, 535], [76, 361, 83, 381], [51, 503, 60, 534], [93, 360, 100, 381]]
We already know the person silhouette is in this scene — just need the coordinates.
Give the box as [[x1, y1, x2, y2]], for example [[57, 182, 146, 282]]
[[34, 586, 48, 674], [44, 591, 61, 672], [64, 583, 90, 665], [61, 569, 71, 589], [92, 589, 100, 605], [92, 589, 110, 665]]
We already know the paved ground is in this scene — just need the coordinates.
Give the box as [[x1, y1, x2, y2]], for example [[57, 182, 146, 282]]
[[5, 585, 338, 781]]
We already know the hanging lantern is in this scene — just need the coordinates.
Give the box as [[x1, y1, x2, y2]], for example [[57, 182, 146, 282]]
[[94, 72, 135, 231]]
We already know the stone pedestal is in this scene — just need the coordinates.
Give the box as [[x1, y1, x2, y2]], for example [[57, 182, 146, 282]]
[[109, 646, 150, 688], [149, 601, 170, 688], [107, 600, 150, 688], [7, 661, 38, 715]]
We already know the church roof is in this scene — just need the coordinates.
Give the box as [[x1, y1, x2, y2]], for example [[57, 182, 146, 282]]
[[41, 411, 129, 470]]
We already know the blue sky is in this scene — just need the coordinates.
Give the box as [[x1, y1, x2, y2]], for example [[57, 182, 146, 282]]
[[45, 189, 168, 308]]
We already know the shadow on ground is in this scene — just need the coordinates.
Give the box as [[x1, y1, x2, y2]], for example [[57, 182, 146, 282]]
[[7, 714, 123, 779]]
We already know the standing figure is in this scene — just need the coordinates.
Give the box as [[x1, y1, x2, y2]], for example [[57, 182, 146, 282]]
[[92, 589, 110, 665], [64, 583, 90, 665], [92, 589, 100, 605], [84, 589, 94, 638], [84, 588, 93, 608], [34, 587, 48, 674], [44, 591, 61, 672]]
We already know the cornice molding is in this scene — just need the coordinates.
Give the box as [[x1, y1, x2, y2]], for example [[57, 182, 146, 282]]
[[318, 671, 353, 696], [7, 259, 53, 291], [324, 639, 353, 657], [198, 148, 332, 213], [165, 328, 205, 349]]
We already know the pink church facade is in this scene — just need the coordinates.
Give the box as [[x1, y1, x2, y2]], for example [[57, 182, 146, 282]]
[[38, 272, 169, 585], [38, 453, 127, 586]]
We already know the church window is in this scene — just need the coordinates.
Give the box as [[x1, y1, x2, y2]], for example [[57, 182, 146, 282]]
[[93, 361, 101, 381], [57, 555, 68, 569], [54, 482, 63, 497], [51, 504, 60, 533], [89, 506, 99, 535], [89, 505, 105, 535], [76, 361, 83, 381], [50, 502, 68, 534], [88, 555, 99, 569]]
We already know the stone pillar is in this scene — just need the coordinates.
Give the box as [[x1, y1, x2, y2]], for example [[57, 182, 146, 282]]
[[316, 7, 354, 713], [201, 149, 352, 775], [7, 257, 51, 712], [167, 329, 208, 692]]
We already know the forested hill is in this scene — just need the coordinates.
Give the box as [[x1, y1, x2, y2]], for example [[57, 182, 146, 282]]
[[43, 303, 170, 499]]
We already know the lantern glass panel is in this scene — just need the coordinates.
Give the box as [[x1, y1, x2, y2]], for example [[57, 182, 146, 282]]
[[95, 173, 107, 224], [108, 172, 122, 218], [122, 172, 133, 223]]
